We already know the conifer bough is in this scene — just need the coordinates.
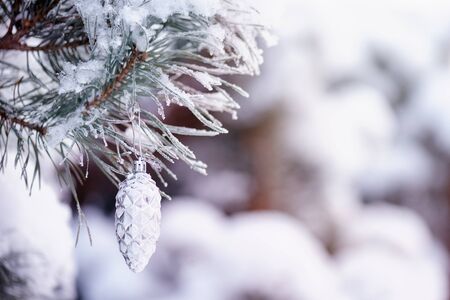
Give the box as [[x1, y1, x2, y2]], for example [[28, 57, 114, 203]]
[[0, 0, 269, 203]]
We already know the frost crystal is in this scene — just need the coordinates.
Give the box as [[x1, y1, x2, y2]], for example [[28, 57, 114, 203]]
[[46, 108, 85, 147], [144, 0, 221, 21], [59, 60, 104, 94]]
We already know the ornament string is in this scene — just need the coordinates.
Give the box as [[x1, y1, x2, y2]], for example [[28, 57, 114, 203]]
[[131, 66, 143, 162]]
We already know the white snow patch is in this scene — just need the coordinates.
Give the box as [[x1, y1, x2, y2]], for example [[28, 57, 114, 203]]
[[0, 160, 75, 299], [46, 107, 85, 147], [403, 70, 450, 152], [59, 60, 104, 93], [145, 0, 222, 21]]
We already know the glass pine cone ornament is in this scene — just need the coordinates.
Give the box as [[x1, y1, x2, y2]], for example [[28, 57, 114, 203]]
[[115, 160, 162, 272]]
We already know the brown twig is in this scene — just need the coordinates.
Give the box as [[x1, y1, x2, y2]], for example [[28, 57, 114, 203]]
[[0, 37, 89, 51], [85, 49, 148, 111], [0, 0, 82, 52], [0, 110, 47, 135]]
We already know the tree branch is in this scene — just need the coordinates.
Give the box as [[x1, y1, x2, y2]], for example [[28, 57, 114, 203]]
[[0, 37, 89, 51], [0, 109, 47, 135], [0, 49, 147, 137], [0, 0, 88, 52], [85, 49, 148, 111]]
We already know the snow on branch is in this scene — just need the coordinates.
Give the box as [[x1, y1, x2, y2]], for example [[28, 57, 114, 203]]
[[0, 0, 272, 197]]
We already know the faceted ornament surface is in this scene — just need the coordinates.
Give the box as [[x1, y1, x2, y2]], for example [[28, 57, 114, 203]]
[[115, 172, 161, 272]]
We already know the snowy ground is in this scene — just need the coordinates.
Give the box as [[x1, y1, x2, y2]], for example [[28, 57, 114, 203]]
[[75, 200, 447, 300]]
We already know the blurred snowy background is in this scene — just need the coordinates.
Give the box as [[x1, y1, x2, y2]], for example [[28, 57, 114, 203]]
[[2, 0, 450, 299]]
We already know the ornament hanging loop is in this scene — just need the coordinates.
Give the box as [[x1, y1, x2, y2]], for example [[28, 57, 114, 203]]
[[133, 159, 146, 173]]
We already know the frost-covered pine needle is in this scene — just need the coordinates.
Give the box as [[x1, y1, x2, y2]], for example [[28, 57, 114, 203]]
[[0, 0, 272, 205]]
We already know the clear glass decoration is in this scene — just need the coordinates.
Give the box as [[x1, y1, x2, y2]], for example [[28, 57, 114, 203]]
[[115, 159, 161, 272]]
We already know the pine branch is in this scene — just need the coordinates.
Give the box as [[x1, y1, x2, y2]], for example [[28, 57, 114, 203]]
[[0, 0, 87, 52], [0, 0, 60, 42], [0, 0, 270, 201], [0, 109, 47, 135], [85, 49, 148, 111], [0, 37, 89, 52], [0, 48, 143, 136]]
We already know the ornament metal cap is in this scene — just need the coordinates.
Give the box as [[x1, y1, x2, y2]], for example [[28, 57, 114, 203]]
[[133, 159, 146, 173]]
